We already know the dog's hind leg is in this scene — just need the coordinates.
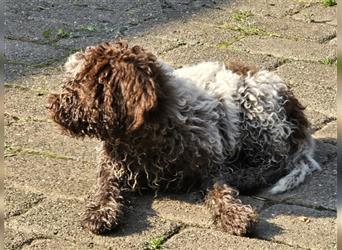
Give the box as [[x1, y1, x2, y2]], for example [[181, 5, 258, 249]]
[[269, 135, 320, 194], [204, 181, 258, 236]]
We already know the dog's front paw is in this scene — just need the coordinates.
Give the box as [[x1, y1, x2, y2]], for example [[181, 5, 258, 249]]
[[218, 204, 258, 236], [82, 203, 121, 234]]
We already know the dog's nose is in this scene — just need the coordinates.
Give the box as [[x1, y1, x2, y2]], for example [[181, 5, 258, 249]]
[[46, 94, 58, 109]]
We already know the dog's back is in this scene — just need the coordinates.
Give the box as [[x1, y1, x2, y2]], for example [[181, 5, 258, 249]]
[[174, 61, 320, 194]]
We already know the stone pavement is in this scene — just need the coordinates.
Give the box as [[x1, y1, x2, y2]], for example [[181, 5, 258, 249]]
[[4, 0, 337, 249]]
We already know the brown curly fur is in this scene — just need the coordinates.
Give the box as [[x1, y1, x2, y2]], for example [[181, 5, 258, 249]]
[[205, 182, 257, 235], [81, 151, 124, 234], [46, 42, 308, 236], [226, 62, 257, 77], [47, 42, 168, 139]]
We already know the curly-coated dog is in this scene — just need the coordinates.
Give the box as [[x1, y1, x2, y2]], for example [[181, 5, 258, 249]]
[[46, 41, 320, 236]]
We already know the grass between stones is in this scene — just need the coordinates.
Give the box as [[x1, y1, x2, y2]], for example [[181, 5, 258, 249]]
[[217, 10, 280, 48], [145, 236, 166, 250], [4, 83, 50, 95], [144, 223, 182, 250], [5, 112, 49, 125], [42, 25, 99, 42], [6, 57, 64, 70], [217, 24, 280, 48], [5, 145, 75, 160], [319, 57, 335, 65], [321, 0, 337, 7], [41, 23, 116, 44], [231, 10, 254, 22]]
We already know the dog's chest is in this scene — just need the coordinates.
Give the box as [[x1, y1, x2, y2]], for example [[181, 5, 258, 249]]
[[109, 135, 212, 192]]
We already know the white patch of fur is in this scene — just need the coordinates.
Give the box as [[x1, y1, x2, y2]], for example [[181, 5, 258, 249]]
[[243, 70, 293, 140], [269, 156, 320, 194], [64, 52, 85, 78], [270, 136, 321, 194], [173, 62, 241, 150]]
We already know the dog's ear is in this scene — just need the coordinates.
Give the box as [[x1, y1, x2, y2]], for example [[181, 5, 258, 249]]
[[117, 45, 159, 132], [76, 42, 162, 134]]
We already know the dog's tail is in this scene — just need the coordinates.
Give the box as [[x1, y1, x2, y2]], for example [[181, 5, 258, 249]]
[[269, 136, 321, 194]]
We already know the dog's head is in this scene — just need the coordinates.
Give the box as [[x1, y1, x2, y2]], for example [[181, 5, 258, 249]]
[[47, 42, 167, 140]]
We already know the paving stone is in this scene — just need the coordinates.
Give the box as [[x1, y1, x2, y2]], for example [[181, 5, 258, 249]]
[[4, 16, 50, 43], [152, 194, 264, 229], [275, 61, 336, 118], [276, 61, 336, 91], [152, 195, 212, 228], [255, 204, 336, 249], [164, 1, 232, 24], [21, 239, 102, 250], [5, 39, 67, 65], [326, 17, 337, 26], [144, 20, 240, 48], [133, 40, 285, 70], [3, 0, 231, 81], [5, 228, 46, 250], [7, 197, 181, 250], [163, 227, 295, 249], [231, 36, 336, 62], [292, 4, 336, 24], [5, 88, 51, 121], [231, 0, 313, 19], [5, 1, 167, 44], [6, 155, 95, 198], [258, 153, 336, 211], [314, 139, 337, 165], [56, 34, 115, 52], [156, 0, 224, 15], [287, 79, 335, 118], [248, 15, 336, 42], [5, 120, 99, 163], [313, 120, 337, 142], [5, 66, 64, 90], [273, 63, 336, 118], [5, 68, 68, 122], [4, 64, 36, 82], [304, 108, 335, 131], [5, 186, 45, 219], [329, 37, 337, 46]]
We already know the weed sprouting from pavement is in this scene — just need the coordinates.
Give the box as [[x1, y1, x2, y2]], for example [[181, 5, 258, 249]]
[[42, 27, 71, 41], [218, 23, 280, 48], [321, 0, 336, 7], [231, 10, 253, 21], [319, 57, 335, 65], [145, 237, 166, 250], [5, 145, 74, 160], [218, 9, 279, 48]]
